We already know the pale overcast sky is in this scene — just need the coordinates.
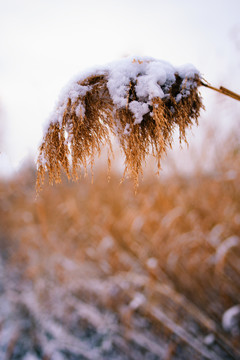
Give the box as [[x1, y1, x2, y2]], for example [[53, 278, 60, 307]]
[[0, 0, 240, 174]]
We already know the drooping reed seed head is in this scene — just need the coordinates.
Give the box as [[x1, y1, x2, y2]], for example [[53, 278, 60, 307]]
[[36, 57, 203, 191]]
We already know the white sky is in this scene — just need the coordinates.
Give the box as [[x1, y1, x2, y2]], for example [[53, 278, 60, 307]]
[[0, 0, 240, 175]]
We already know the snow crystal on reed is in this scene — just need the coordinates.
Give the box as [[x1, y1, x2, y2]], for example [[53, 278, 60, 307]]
[[75, 103, 85, 118], [106, 57, 199, 123], [106, 57, 172, 107], [44, 81, 91, 133], [176, 63, 200, 79], [129, 101, 149, 124]]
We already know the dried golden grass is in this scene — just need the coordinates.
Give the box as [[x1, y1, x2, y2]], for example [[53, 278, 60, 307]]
[[37, 67, 203, 191], [1, 133, 240, 356], [3, 134, 240, 314]]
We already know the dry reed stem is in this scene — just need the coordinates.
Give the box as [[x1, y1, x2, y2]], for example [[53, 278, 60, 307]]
[[201, 81, 240, 102], [37, 68, 203, 191]]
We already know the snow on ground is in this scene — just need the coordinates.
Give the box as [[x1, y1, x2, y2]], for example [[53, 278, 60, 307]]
[[222, 305, 240, 335]]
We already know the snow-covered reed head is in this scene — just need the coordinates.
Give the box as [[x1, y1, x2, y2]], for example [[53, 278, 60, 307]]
[[36, 57, 203, 191]]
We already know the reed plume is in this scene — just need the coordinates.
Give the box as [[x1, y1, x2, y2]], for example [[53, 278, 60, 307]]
[[37, 57, 203, 190]]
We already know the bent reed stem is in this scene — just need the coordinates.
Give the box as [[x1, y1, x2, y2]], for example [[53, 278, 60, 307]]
[[201, 81, 240, 102]]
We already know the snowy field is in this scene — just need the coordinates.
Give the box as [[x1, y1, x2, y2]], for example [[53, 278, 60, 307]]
[[0, 135, 240, 359]]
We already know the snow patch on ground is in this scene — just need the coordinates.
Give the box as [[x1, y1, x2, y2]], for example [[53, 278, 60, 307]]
[[222, 305, 240, 335]]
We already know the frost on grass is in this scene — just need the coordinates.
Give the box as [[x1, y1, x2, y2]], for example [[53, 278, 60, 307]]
[[37, 56, 203, 190]]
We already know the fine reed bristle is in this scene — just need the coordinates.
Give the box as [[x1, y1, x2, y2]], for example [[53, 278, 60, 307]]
[[37, 60, 203, 192]]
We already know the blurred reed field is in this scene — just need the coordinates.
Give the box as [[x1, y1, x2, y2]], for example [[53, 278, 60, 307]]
[[0, 125, 240, 359]]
